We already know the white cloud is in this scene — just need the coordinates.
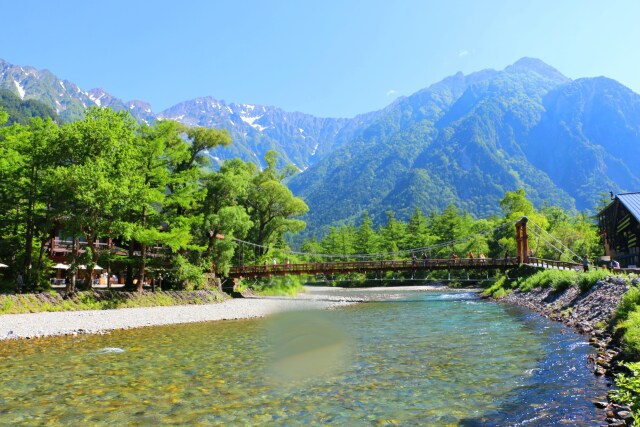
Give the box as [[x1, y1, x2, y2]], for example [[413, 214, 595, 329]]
[[458, 50, 470, 57], [386, 89, 398, 96]]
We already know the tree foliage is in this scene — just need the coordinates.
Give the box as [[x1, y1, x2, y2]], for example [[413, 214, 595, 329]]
[[302, 188, 601, 264], [0, 107, 307, 291]]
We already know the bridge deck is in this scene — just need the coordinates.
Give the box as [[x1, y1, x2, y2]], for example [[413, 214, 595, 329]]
[[228, 257, 582, 279]]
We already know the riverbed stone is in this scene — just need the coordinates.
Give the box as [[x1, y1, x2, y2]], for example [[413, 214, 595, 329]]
[[616, 411, 631, 420]]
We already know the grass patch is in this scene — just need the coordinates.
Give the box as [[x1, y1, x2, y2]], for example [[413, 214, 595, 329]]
[[481, 267, 617, 299], [518, 269, 578, 292], [481, 275, 513, 298], [242, 276, 305, 296], [0, 289, 226, 314]]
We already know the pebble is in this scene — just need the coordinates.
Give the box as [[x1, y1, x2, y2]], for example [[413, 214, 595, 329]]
[[0, 295, 359, 340]]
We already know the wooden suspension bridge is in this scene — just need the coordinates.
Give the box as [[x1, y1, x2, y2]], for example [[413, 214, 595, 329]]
[[227, 217, 583, 280]]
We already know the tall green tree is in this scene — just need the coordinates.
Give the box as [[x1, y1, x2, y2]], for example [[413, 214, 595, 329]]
[[379, 211, 407, 256], [404, 208, 434, 251], [197, 158, 253, 277], [0, 117, 60, 286], [51, 108, 140, 289], [354, 211, 379, 255], [245, 151, 308, 257]]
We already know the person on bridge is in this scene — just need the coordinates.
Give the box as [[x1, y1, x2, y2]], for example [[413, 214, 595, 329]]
[[412, 253, 417, 267], [582, 255, 590, 272], [451, 253, 458, 265], [422, 252, 428, 267]]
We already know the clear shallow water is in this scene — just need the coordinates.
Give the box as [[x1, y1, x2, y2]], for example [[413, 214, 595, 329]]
[[0, 290, 608, 426]]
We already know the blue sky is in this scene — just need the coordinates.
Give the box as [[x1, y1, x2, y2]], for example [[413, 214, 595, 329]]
[[1, 0, 639, 117]]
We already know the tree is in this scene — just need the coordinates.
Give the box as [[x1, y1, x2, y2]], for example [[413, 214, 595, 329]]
[[244, 151, 309, 257], [51, 108, 140, 289], [354, 211, 379, 255], [321, 225, 355, 260], [379, 211, 406, 257], [491, 188, 548, 259], [0, 117, 60, 286], [429, 204, 472, 257], [404, 208, 434, 251], [197, 159, 253, 277], [145, 122, 231, 290]]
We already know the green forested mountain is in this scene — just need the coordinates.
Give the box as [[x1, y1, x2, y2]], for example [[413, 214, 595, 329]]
[[0, 88, 58, 124], [3, 57, 640, 238], [288, 58, 640, 235]]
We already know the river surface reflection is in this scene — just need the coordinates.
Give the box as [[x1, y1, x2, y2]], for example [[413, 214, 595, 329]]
[[0, 288, 609, 426]]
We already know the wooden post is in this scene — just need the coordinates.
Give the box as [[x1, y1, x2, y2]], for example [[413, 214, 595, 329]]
[[521, 217, 529, 264], [515, 217, 529, 264], [515, 221, 523, 264]]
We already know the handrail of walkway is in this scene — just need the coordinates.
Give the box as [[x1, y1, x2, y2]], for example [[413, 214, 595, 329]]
[[228, 257, 520, 278], [527, 257, 582, 270]]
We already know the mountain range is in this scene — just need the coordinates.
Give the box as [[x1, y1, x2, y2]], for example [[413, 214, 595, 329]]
[[2, 57, 639, 236]]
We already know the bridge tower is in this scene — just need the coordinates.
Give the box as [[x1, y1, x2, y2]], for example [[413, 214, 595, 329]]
[[515, 217, 530, 264]]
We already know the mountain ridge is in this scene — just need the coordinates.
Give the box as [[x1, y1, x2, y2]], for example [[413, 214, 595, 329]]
[[2, 57, 640, 236]]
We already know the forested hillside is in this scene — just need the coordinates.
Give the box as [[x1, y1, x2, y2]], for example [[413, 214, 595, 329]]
[[0, 89, 57, 124], [3, 57, 640, 238], [289, 58, 640, 236]]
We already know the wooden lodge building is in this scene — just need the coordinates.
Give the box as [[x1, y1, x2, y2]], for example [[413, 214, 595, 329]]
[[598, 192, 640, 268]]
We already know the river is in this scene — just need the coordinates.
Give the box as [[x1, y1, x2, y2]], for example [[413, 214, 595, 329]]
[[0, 289, 608, 426]]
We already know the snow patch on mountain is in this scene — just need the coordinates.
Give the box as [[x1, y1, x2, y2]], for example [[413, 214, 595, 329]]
[[13, 80, 25, 99], [88, 91, 106, 106], [240, 114, 264, 131]]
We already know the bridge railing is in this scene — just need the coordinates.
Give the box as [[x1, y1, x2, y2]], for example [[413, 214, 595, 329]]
[[228, 257, 520, 278], [527, 257, 582, 270]]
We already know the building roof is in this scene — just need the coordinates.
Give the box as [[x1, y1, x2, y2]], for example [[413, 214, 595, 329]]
[[618, 193, 640, 222]]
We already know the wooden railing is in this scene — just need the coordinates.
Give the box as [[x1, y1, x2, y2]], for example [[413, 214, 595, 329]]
[[228, 257, 520, 279], [526, 257, 582, 270]]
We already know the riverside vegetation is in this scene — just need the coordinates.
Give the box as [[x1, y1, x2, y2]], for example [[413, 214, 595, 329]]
[[0, 105, 308, 293], [0, 289, 227, 315]]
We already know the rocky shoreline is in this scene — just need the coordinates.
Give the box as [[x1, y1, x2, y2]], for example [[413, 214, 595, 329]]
[[499, 276, 636, 426]]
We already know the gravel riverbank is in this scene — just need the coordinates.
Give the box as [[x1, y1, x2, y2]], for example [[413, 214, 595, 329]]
[[0, 292, 362, 340]]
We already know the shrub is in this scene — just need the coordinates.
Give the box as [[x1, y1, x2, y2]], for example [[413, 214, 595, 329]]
[[250, 276, 304, 296], [578, 269, 610, 293], [171, 255, 205, 291], [481, 275, 511, 298], [620, 310, 640, 358], [0, 297, 13, 314], [518, 269, 578, 292], [611, 361, 640, 421], [615, 286, 640, 323]]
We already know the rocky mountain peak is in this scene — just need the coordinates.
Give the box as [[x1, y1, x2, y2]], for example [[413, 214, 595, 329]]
[[506, 57, 571, 84]]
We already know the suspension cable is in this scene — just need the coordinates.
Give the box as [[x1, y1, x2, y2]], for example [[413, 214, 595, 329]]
[[232, 219, 519, 261], [527, 221, 582, 261], [526, 228, 572, 260]]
